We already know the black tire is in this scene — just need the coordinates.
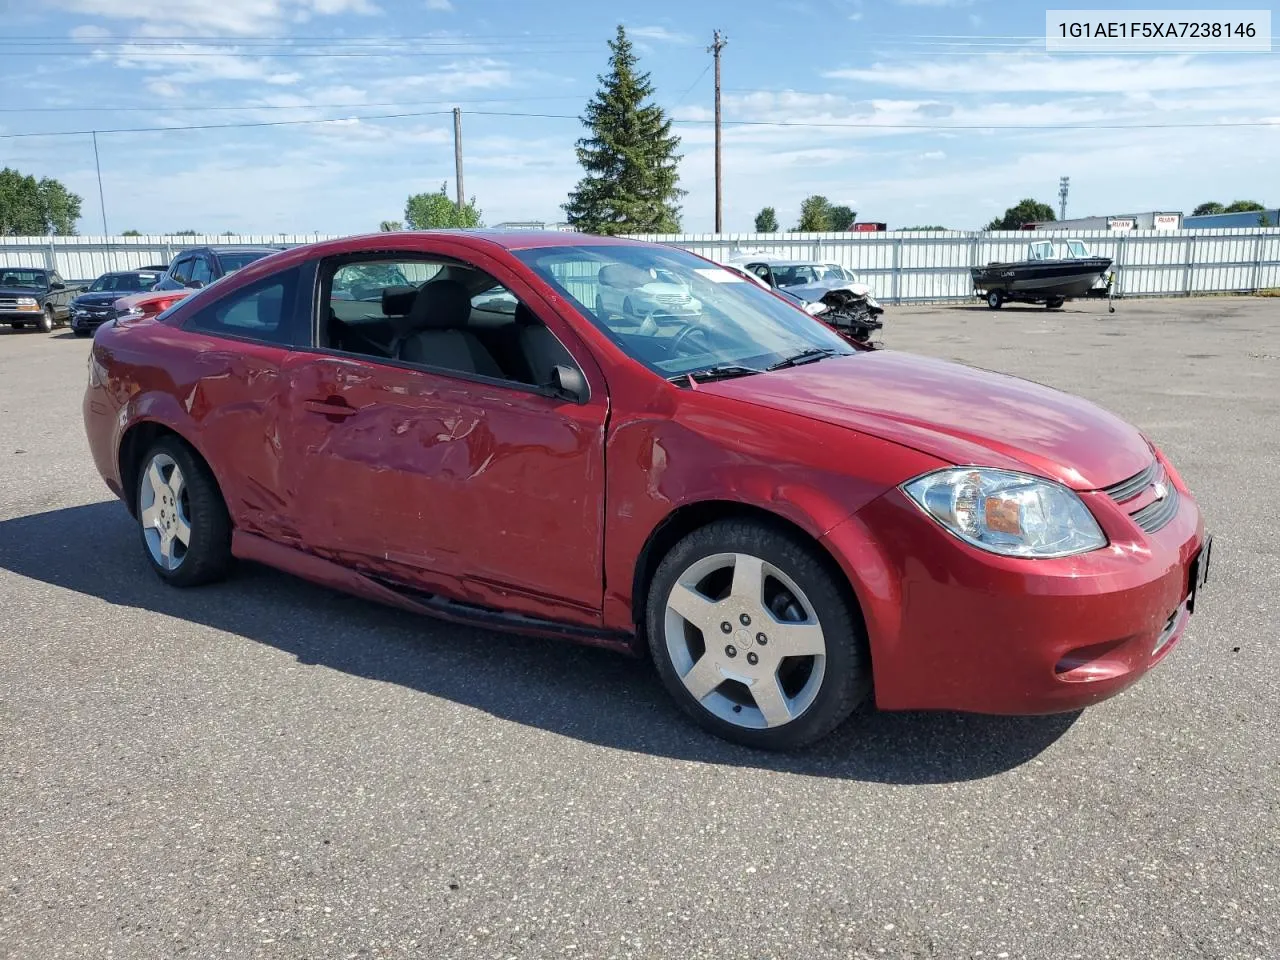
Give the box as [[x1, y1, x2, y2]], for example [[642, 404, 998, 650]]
[[1046, 297, 1064, 310], [39, 307, 55, 333], [986, 291, 1003, 310], [135, 436, 233, 587], [644, 519, 871, 750]]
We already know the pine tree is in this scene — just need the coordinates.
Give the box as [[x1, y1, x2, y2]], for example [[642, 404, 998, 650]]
[[564, 25, 684, 235]]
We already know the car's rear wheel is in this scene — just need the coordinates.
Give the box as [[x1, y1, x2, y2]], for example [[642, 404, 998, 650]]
[[135, 436, 233, 587], [39, 307, 55, 332], [986, 291, 1003, 309], [645, 519, 870, 750]]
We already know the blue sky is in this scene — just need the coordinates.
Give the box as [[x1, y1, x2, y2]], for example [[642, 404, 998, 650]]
[[2, 0, 1276, 234]]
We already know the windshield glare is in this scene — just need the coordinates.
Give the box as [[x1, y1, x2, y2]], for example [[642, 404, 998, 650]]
[[89, 273, 151, 292], [0, 270, 47, 289], [515, 245, 854, 377], [218, 252, 271, 273]]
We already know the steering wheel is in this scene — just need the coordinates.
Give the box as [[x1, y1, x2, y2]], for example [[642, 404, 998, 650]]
[[666, 319, 711, 358]]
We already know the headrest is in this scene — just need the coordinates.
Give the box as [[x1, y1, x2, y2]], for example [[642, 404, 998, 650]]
[[406, 279, 473, 332], [381, 284, 418, 317], [598, 263, 650, 289]]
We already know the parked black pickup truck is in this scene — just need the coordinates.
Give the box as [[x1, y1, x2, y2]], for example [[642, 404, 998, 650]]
[[0, 267, 83, 333]]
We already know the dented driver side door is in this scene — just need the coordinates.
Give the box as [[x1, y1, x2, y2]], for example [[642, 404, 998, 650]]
[[279, 352, 608, 626]]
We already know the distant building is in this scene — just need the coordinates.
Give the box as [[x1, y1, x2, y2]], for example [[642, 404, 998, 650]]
[[1024, 211, 1182, 231], [1184, 209, 1279, 229], [493, 220, 576, 232]]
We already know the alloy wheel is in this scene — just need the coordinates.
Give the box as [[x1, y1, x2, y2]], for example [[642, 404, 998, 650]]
[[663, 552, 827, 730], [139, 452, 192, 571]]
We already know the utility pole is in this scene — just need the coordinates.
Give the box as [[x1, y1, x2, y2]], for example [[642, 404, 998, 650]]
[[1058, 175, 1070, 221], [452, 107, 465, 213], [92, 131, 108, 236], [709, 30, 728, 233]]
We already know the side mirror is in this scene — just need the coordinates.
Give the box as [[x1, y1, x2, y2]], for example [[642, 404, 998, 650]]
[[50, 280, 65, 290], [550, 364, 588, 404]]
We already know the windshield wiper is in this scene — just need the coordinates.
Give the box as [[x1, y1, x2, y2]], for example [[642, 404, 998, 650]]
[[667, 364, 760, 385], [766, 347, 840, 371]]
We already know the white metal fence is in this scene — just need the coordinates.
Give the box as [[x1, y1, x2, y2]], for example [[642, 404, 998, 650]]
[[3, 229, 1279, 303]]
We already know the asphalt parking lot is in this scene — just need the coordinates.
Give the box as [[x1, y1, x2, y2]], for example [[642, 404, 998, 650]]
[[2, 296, 1277, 959]]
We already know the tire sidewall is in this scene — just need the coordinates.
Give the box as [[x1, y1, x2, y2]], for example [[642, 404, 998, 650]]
[[135, 436, 231, 587], [644, 520, 869, 750], [40, 307, 54, 332]]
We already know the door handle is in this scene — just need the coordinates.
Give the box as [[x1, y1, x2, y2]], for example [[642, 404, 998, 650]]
[[304, 397, 358, 418]]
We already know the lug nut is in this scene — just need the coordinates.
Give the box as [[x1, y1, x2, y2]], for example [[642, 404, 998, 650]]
[[746, 652, 759, 665], [725, 645, 738, 658], [756, 632, 768, 645], [739, 613, 752, 626], [720, 621, 732, 634]]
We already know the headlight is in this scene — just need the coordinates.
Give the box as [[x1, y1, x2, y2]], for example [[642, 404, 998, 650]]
[[16, 296, 38, 308], [865, 296, 881, 308], [119, 306, 144, 319], [903, 467, 1107, 558]]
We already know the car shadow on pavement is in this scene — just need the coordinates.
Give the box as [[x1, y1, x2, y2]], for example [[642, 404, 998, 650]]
[[0, 501, 1080, 785]]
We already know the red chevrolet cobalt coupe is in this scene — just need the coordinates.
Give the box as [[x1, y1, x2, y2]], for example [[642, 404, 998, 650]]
[[83, 232, 1211, 749]]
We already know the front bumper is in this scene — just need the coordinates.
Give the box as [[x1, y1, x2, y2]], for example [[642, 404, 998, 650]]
[[71, 310, 116, 331], [823, 475, 1207, 715], [1, 308, 43, 323]]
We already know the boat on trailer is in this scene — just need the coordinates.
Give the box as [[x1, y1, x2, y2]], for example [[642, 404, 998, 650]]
[[971, 239, 1113, 310]]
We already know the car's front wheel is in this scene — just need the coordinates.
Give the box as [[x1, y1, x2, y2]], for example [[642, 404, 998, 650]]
[[645, 519, 870, 750], [135, 437, 233, 587], [39, 307, 55, 332]]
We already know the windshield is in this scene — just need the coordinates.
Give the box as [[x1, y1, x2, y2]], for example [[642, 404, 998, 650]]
[[89, 273, 152, 292], [217, 251, 272, 274], [771, 263, 851, 287], [514, 244, 854, 378], [0, 269, 47, 289]]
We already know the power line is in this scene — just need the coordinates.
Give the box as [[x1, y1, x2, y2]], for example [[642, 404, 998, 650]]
[[0, 110, 453, 139], [3, 109, 1278, 141], [0, 96, 585, 114]]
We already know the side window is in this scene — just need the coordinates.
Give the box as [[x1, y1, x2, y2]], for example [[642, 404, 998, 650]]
[[321, 256, 575, 388], [189, 257, 213, 286], [51, 273, 64, 288], [749, 263, 771, 284], [184, 267, 302, 346], [169, 258, 194, 285]]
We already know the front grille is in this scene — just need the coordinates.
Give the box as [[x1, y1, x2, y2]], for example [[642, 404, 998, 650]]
[[1130, 484, 1180, 534], [1102, 460, 1158, 503], [0, 298, 20, 310], [655, 294, 690, 305], [1103, 458, 1180, 534]]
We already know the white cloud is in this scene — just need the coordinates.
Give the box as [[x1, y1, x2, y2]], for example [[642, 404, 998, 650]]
[[50, 0, 378, 36], [425, 0, 453, 9], [825, 54, 1280, 95], [70, 24, 110, 40], [398, 58, 514, 94], [628, 25, 695, 45], [895, 0, 973, 5], [919, 150, 946, 160]]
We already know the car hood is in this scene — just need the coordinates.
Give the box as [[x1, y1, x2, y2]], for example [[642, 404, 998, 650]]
[[73, 292, 123, 307], [0, 286, 45, 298], [704, 351, 1151, 490], [638, 282, 694, 297]]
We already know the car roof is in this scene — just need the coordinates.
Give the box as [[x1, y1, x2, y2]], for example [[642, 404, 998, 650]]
[[175, 245, 284, 257], [338, 230, 639, 251]]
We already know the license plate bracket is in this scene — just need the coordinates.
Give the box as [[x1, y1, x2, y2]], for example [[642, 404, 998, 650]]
[[1187, 533, 1213, 614]]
